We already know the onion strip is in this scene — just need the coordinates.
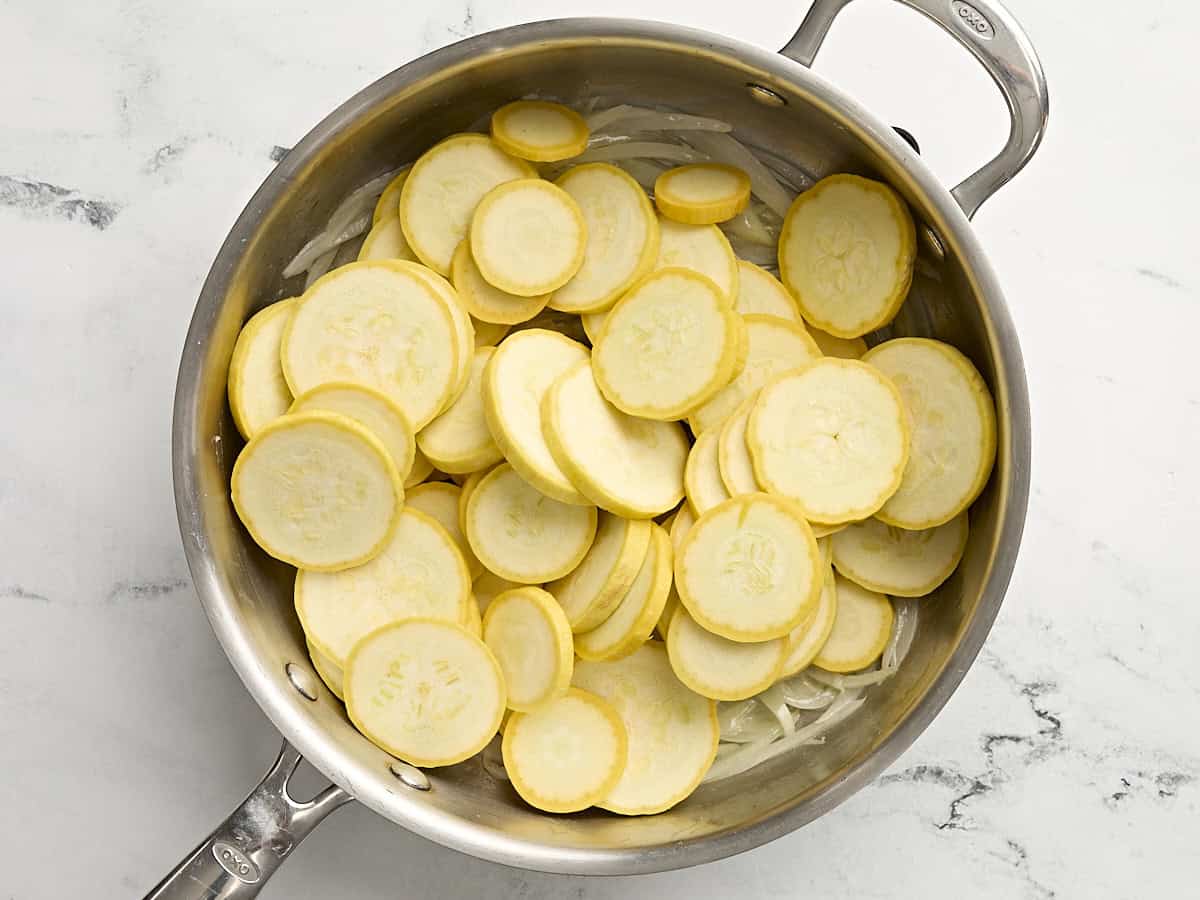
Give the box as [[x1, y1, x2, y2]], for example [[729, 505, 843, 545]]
[[587, 104, 732, 134], [703, 690, 866, 783], [571, 141, 707, 166]]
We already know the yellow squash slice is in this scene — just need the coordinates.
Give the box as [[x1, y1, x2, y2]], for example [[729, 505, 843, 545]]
[[289, 382, 416, 484], [592, 268, 740, 420], [346, 619, 505, 767], [232, 412, 402, 571], [831, 512, 968, 597], [689, 313, 821, 435], [464, 463, 598, 584], [676, 493, 820, 642], [473, 570, 524, 617], [656, 586, 681, 640], [862, 338, 997, 529], [371, 167, 411, 223], [462, 592, 482, 637], [667, 607, 787, 701], [307, 640, 344, 700], [654, 217, 738, 302], [502, 688, 627, 814], [654, 163, 751, 225], [547, 513, 653, 632], [418, 346, 504, 475], [543, 360, 689, 518], [399, 133, 535, 275], [779, 174, 916, 338], [482, 586, 574, 711], [581, 309, 607, 345], [457, 465, 495, 536], [491, 100, 589, 162], [357, 215, 417, 262], [382, 259, 474, 405], [295, 505, 471, 665], [450, 240, 550, 324], [281, 261, 460, 430], [551, 163, 660, 313], [684, 428, 730, 516], [717, 394, 760, 496], [779, 563, 838, 677], [812, 575, 894, 672], [732, 261, 800, 322], [470, 179, 586, 296], [748, 358, 910, 524], [227, 299, 296, 439], [482, 329, 592, 505], [404, 481, 484, 579], [669, 501, 695, 550], [406, 447, 434, 488], [574, 523, 672, 661], [573, 642, 718, 815]]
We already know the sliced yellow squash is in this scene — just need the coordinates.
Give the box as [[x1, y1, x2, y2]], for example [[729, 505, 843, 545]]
[[470, 179, 586, 296], [547, 513, 653, 633], [573, 642, 718, 815], [491, 100, 589, 162], [831, 512, 968, 597], [346, 619, 505, 767], [502, 688, 627, 813], [655, 163, 751, 225], [862, 338, 997, 529], [675, 493, 820, 642], [592, 268, 740, 420], [399, 133, 535, 275], [232, 412, 402, 571], [464, 463, 597, 584], [227, 299, 296, 440], [812, 575, 894, 672], [295, 505, 471, 665], [542, 360, 689, 518], [551, 163, 660, 313], [482, 586, 574, 711], [748, 358, 910, 524], [779, 174, 916, 338]]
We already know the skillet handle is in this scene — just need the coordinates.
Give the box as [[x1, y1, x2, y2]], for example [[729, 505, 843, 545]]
[[780, 0, 1048, 219], [143, 740, 351, 899]]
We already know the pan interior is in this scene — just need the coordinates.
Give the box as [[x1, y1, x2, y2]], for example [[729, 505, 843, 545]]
[[176, 23, 1021, 873]]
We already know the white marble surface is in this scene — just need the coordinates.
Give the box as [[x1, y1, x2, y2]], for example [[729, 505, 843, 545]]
[[1, 0, 1196, 897]]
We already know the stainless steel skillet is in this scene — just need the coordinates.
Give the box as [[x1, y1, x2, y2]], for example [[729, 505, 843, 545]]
[[154, 1, 1046, 895]]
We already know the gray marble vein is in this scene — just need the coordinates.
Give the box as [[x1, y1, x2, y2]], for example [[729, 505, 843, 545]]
[[0, 175, 121, 229]]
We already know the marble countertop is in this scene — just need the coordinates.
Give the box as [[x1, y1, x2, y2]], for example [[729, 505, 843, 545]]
[[2, 1, 1195, 897]]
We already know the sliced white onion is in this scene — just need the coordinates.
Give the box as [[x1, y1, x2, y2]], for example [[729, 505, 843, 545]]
[[778, 674, 839, 710], [304, 248, 337, 289], [717, 698, 783, 744], [481, 738, 509, 782], [683, 132, 796, 219], [616, 159, 669, 191], [756, 684, 796, 736], [587, 104, 732, 134], [882, 598, 919, 670], [703, 690, 865, 783], [806, 665, 897, 690], [283, 167, 401, 278], [572, 141, 706, 166], [724, 236, 778, 268], [719, 203, 779, 248]]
